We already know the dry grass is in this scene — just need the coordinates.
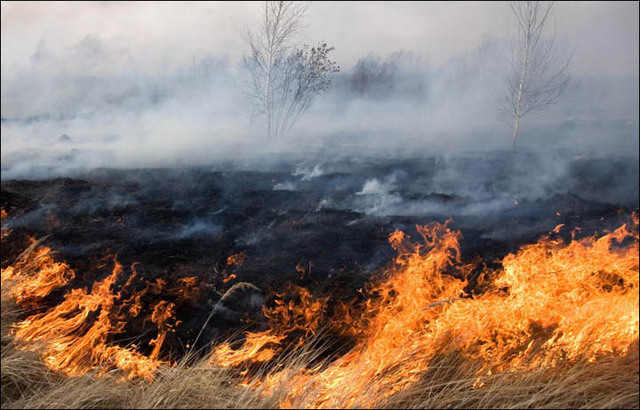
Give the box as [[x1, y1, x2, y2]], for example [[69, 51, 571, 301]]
[[1, 298, 262, 409], [4, 301, 637, 410], [382, 345, 639, 409], [2, 280, 638, 409], [2, 298, 64, 407]]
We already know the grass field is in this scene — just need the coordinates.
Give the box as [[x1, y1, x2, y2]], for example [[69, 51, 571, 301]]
[[2, 214, 638, 409]]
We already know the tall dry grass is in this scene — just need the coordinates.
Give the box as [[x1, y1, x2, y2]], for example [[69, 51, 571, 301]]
[[1, 242, 638, 408], [382, 343, 639, 409], [1, 294, 264, 409], [3, 300, 638, 410]]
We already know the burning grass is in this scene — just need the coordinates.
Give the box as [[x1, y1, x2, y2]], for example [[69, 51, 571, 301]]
[[1, 207, 638, 408]]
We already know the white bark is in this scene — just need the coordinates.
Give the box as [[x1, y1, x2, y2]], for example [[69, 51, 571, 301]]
[[500, 1, 573, 149], [244, 1, 306, 141]]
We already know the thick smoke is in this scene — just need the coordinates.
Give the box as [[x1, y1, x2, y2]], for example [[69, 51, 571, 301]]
[[1, 3, 638, 180]]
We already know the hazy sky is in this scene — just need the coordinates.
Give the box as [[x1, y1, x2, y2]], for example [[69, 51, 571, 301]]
[[2, 1, 638, 77]]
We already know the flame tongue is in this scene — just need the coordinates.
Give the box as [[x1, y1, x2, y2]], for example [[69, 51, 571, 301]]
[[149, 300, 180, 360], [211, 285, 328, 367], [2, 205, 206, 381], [211, 221, 472, 407], [1, 244, 75, 304], [212, 216, 639, 408], [11, 257, 163, 380]]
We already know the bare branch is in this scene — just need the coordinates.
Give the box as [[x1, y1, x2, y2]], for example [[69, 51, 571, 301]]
[[243, 2, 338, 140]]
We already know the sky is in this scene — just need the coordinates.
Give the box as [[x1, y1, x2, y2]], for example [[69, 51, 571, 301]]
[[1, 1, 638, 77]]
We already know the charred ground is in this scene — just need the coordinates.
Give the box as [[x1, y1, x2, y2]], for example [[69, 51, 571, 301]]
[[1, 150, 638, 356]]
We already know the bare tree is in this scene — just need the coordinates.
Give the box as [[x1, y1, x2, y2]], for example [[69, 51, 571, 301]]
[[244, 1, 338, 140], [275, 41, 339, 137], [500, 1, 573, 149]]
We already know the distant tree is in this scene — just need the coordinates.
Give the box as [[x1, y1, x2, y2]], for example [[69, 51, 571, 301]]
[[351, 55, 378, 98], [346, 51, 426, 101], [500, 1, 573, 149], [243, 1, 339, 140], [350, 54, 397, 99]]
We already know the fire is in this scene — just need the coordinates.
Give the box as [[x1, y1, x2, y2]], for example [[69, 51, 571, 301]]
[[11, 256, 163, 380], [1, 207, 12, 240], [224, 252, 246, 283], [1, 210, 207, 382], [2, 202, 637, 406], [296, 260, 314, 280], [149, 300, 180, 360], [1, 210, 215, 382], [222, 273, 237, 284], [211, 215, 639, 408], [213, 333, 286, 367], [211, 285, 328, 367], [1, 240, 75, 305], [227, 252, 246, 266], [161, 275, 201, 300]]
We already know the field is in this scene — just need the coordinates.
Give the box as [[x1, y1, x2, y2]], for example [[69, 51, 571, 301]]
[[1, 151, 638, 408]]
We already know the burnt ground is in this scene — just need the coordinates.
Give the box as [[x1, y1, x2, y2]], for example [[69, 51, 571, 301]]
[[1, 150, 638, 356]]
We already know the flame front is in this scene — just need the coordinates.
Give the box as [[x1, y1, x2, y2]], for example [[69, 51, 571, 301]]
[[2, 211, 201, 381], [11, 257, 162, 380], [2, 242, 75, 305], [2, 204, 638, 406], [212, 216, 639, 408]]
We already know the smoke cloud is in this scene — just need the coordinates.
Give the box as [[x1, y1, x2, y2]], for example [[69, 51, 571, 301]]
[[1, 2, 638, 179]]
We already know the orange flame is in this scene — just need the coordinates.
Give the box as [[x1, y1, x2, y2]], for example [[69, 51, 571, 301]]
[[2, 227, 239, 381], [1, 240, 75, 304], [212, 216, 639, 408], [222, 273, 237, 284], [10, 257, 164, 380], [224, 253, 246, 284], [1, 207, 12, 241], [296, 260, 314, 280], [227, 252, 246, 266], [211, 285, 327, 367], [3, 204, 637, 403], [149, 300, 180, 360]]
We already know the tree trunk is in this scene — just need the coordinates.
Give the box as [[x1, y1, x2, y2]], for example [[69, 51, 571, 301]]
[[512, 36, 530, 150], [511, 115, 520, 149]]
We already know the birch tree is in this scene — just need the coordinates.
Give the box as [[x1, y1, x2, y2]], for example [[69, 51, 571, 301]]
[[244, 1, 339, 140], [501, 1, 573, 149]]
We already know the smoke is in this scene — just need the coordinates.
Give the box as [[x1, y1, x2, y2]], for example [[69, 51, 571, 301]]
[[1, 2, 638, 180]]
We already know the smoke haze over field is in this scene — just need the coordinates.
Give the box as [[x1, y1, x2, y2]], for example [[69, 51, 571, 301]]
[[1, 1, 638, 178]]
